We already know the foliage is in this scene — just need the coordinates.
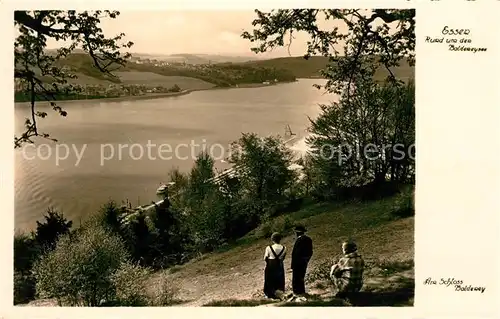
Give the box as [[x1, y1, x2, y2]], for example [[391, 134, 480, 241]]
[[184, 152, 228, 252], [242, 9, 415, 94], [169, 84, 181, 92], [229, 133, 296, 220], [34, 207, 72, 251], [127, 211, 154, 266], [150, 199, 187, 267], [13, 233, 40, 304], [167, 167, 190, 207], [14, 209, 72, 305], [14, 10, 133, 148], [258, 215, 294, 239], [306, 78, 415, 195], [241, 10, 415, 202], [32, 222, 129, 306], [391, 186, 415, 218], [14, 232, 41, 273], [94, 200, 123, 234], [109, 262, 151, 306], [148, 272, 179, 306], [14, 271, 37, 304]]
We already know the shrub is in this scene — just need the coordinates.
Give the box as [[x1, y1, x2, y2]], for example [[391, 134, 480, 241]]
[[258, 215, 294, 239], [13, 232, 40, 304], [14, 271, 36, 304], [258, 221, 273, 239], [306, 258, 333, 284], [391, 186, 415, 218], [148, 272, 179, 306], [14, 232, 40, 273], [32, 223, 129, 306]]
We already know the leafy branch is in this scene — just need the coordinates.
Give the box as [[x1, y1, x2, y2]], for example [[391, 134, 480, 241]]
[[14, 10, 134, 148]]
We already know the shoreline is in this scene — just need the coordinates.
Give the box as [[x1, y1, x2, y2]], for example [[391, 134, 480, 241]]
[[14, 80, 299, 107]]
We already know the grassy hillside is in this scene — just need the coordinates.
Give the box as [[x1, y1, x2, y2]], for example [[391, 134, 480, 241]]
[[149, 194, 414, 307], [114, 71, 215, 89], [25, 193, 414, 307]]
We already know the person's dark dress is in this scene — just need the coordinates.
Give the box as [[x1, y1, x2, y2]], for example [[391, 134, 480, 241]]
[[263, 246, 285, 298], [291, 235, 313, 295]]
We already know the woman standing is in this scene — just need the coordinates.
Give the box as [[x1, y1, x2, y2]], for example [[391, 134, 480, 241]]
[[263, 232, 286, 299]]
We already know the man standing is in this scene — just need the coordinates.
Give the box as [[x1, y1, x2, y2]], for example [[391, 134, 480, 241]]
[[291, 225, 313, 296]]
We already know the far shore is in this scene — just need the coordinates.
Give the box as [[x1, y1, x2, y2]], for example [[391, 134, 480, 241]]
[[14, 80, 299, 107]]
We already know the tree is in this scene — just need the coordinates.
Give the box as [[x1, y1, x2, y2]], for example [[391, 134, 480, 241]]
[[307, 78, 415, 194], [229, 133, 296, 220], [186, 151, 216, 206], [32, 222, 129, 306], [242, 10, 415, 198], [95, 200, 123, 234], [169, 84, 181, 92], [242, 9, 415, 95], [151, 194, 186, 266], [14, 10, 133, 148], [129, 211, 153, 266], [184, 152, 227, 251]]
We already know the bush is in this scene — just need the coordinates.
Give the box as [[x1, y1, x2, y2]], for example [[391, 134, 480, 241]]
[[391, 186, 415, 218], [13, 232, 40, 304], [110, 262, 151, 306], [148, 273, 179, 306], [259, 221, 273, 239], [14, 232, 40, 273], [306, 258, 333, 284], [32, 223, 129, 306], [258, 215, 294, 239]]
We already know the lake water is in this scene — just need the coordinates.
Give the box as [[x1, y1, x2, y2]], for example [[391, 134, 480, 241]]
[[14, 79, 336, 231]]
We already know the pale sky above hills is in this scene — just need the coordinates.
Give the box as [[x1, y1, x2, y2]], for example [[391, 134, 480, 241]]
[[45, 10, 350, 58]]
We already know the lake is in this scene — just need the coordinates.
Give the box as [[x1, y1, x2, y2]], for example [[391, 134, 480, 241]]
[[14, 79, 336, 231]]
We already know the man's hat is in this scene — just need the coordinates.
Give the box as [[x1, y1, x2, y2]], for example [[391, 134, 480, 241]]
[[294, 225, 307, 233]]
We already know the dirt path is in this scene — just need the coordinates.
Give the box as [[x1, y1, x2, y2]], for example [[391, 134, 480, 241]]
[[162, 217, 414, 306]]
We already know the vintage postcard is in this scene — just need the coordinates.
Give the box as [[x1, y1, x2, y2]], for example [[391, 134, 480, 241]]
[[0, 0, 498, 318]]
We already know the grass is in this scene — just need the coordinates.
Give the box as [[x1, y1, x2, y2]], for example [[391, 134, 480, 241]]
[[114, 71, 215, 90], [157, 190, 414, 306], [201, 257, 415, 307], [203, 298, 277, 307], [23, 191, 415, 307]]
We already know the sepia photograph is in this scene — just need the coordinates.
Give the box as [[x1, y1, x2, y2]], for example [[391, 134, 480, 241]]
[[13, 8, 415, 307]]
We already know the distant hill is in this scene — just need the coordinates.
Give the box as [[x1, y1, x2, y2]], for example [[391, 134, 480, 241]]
[[129, 53, 263, 64], [243, 56, 415, 81], [45, 49, 263, 64], [41, 51, 414, 86], [44, 53, 296, 87], [243, 56, 330, 78]]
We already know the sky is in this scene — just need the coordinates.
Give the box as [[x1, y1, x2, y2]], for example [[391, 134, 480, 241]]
[[45, 10, 347, 58]]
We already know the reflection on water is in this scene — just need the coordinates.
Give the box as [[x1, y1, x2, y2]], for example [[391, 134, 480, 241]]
[[15, 79, 336, 231]]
